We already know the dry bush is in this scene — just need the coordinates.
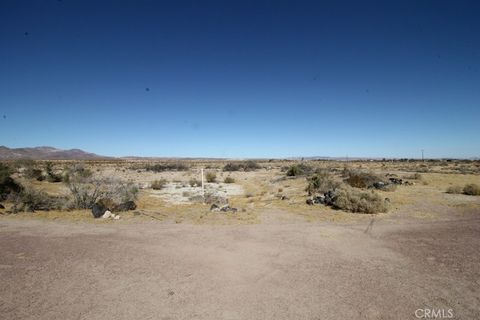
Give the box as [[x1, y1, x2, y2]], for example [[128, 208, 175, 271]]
[[10, 187, 68, 213], [344, 170, 384, 188], [463, 184, 480, 196], [0, 163, 23, 201], [145, 162, 189, 172], [223, 161, 260, 172], [332, 188, 388, 214], [45, 162, 62, 182], [67, 176, 138, 209], [446, 185, 463, 194], [223, 176, 235, 183], [404, 173, 423, 180], [151, 179, 168, 190], [63, 163, 92, 182], [206, 172, 217, 183], [286, 163, 313, 177], [189, 178, 201, 187], [24, 167, 44, 181], [305, 171, 341, 195]]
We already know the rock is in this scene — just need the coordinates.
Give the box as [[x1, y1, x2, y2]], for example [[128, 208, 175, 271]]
[[220, 205, 237, 213], [0, 204, 5, 209], [306, 199, 314, 205], [113, 201, 136, 212], [372, 181, 387, 189], [280, 195, 289, 200], [323, 190, 336, 206], [210, 204, 220, 212], [389, 178, 403, 185], [313, 195, 325, 204], [102, 210, 112, 219], [92, 203, 107, 218], [384, 198, 391, 203], [113, 215, 120, 220]]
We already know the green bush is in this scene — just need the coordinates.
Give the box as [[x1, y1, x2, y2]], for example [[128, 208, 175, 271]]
[[305, 171, 340, 195], [151, 179, 168, 190], [332, 188, 387, 214], [206, 172, 217, 183], [446, 185, 463, 194], [463, 183, 480, 196], [224, 176, 235, 183]]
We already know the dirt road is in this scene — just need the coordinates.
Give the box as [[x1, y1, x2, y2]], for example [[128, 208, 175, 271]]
[[1, 215, 479, 319]]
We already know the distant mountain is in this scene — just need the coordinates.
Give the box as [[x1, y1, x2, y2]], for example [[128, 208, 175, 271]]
[[0, 146, 111, 160]]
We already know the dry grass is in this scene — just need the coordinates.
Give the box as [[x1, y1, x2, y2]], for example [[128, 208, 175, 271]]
[[1, 159, 479, 224]]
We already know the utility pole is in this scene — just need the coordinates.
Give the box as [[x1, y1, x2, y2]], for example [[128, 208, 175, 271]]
[[421, 149, 424, 162]]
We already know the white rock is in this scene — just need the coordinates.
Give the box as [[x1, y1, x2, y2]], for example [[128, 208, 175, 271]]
[[102, 210, 112, 219], [114, 215, 120, 220]]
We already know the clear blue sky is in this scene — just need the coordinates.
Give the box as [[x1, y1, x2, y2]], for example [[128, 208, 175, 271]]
[[1, 0, 479, 158]]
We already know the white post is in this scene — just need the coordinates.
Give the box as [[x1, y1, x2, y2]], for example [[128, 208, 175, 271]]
[[201, 168, 205, 201]]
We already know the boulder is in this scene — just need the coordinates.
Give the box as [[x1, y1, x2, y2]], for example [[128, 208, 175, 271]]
[[280, 195, 289, 200], [92, 202, 107, 218], [323, 190, 336, 206], [113, 201, 136, 212], [102, 210, 112, 219], [113, 215, 120, 220], [306, 199, 314, 205], [0, 203, 5, 209]]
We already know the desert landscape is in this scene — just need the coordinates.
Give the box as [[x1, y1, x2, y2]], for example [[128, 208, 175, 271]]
[[2, 1, 479, 319], [1, 155, 479, 319]]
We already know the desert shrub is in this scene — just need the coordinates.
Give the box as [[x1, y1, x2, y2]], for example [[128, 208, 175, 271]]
[[145, 162, 189, 172], [151, 179, 168, 190], [463, 183, 480, 196], [243, 160, 261, 171], [286, 163, 313, 177], [446, 185, 463, 194], [305, 171, 341, 195], [223, 161, 261, 172], [206, 172, 217, 183], [189, 178, 201, 187], [224, 176, 235, 183], [224, 163, 241, 171], [0, 163, 23, 201], [332, 188, 387, 214], [344, 170, 384, 188], [24, 167, 44, 181], [63, 163, 92, 182], [412, 173, 423, 180], [45, 162, 62, 182], [66, 176, 138, 209], [11, 187, 68, 212]]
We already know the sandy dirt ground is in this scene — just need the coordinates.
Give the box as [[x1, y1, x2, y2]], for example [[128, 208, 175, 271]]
[[1, 212, 479, 320]]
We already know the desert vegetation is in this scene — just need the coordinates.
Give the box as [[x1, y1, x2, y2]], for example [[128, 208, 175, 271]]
[[0, 158, 478, 220]]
